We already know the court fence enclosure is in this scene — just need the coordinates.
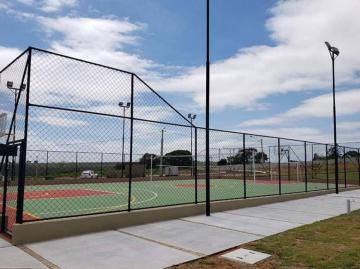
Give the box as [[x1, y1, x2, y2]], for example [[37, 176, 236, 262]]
[[1, 47, 359, 235]]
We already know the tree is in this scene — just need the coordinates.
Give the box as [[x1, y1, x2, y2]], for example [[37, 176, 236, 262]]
[[344, 150, 360, 158], [164, 150, 192, 166], [255, 152, 268, 163], [228, 148, 257, 164], [139, 153, 158, 169], [218, 159, 227, 166], [327, 145, 343, 159]]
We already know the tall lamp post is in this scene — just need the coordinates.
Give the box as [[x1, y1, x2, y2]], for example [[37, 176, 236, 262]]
[[188, 113, 196, 176], [6, 81, 26, 181], [118, 102, 131, 178], [325, 41, 340, 194], [205, 0, 211, 216]]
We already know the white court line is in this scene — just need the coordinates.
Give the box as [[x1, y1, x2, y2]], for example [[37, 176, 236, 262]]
[[36, 188, 158, 216]]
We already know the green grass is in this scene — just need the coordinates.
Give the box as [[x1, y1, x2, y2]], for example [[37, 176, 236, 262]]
[[171, 210, 360, 269]]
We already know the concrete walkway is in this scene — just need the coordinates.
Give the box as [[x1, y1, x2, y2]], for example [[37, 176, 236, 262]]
[[1, 189, 359, 269]]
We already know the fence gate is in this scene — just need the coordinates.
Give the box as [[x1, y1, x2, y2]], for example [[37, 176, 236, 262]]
[[0, 143, 21, 234]]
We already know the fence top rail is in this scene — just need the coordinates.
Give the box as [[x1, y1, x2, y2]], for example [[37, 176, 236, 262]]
[[30, 47, 135, 76]]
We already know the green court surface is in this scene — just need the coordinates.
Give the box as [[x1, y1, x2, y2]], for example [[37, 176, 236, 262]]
[[2, 179, 337, 223]]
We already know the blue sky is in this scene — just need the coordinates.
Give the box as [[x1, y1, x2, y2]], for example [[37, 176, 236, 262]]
[[1, 0, 360, 150]]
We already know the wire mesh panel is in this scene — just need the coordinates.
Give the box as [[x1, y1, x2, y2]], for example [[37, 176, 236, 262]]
[[131, 118, 193, 209], [279, 139, 307, 194], [344, 147, 359, 187], [307, 143, 328, 191], [0, 50, 29, 233]]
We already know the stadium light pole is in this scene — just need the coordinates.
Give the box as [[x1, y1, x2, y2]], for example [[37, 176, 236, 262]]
[[205, 0, 211, 216], [325, 41, 340, 194], [119, 102, 131, 178], [7, 81, 26, 181], [188, 113, 196, 176]]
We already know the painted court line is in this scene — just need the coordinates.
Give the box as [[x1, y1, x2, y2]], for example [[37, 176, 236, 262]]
[[117, 230, 205, 257]]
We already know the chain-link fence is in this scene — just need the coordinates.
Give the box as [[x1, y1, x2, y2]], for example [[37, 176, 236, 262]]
[[1, 47, 359, 234]]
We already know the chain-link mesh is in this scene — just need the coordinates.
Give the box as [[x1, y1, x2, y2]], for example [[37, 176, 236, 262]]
[[0, 50, 29, 233], [1, 47, 359, 230]]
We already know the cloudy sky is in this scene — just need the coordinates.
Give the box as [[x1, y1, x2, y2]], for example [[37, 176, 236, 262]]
[[1, 0, 360, 150]]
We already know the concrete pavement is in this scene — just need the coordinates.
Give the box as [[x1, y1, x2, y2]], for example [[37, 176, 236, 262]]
[[0, 189, 359, 269]]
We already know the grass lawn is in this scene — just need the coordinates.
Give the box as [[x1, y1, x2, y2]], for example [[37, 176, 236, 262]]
[[170, 209, 360, 269]]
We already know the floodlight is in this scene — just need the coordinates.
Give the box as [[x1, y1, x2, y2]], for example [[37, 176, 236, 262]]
[[126, 102, 131, 108], [188, 113, 191, 118], [324, 41, 340, 56], [7, 81, 13, 89], [325, 41, 331, 50], [20, 84, 26, 91], [193, 115, 197, 119], [119, 102, 124, 107]]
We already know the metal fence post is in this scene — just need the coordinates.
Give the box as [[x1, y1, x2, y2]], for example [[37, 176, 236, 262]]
[[304, 141, 308, 192], [45, 150, 49, 177], [343, 147, 347, 188], [75, 152, 78, 179], [243, 134, 246, 199], [1, 156, 9, 232], [194, 127, 198, 204], [326, 144, 329, 190], [358, 148, 360, 186], [100, 153, 103, 178], [128, 74, 134, 211], [278, 138, 281, 195], [16, 48, 31, 224]]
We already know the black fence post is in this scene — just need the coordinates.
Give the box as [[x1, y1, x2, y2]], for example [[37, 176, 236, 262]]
[[304, 141, 308, 192], [194, 127, 198, 204], [243, 134, 246, 199], [343, 147, 347, 188], [311, 144, 314, 181], [358, 148, 360, 186], [16, 48, 31, 224], [128, 74, 134, 212], [278, 138, 281, 195], [100, 153, 103, 178], [45, 150, 49, 178], [1, 156, 9, 232], [75, 152, 78, 179], [326, 144, 329, 190]]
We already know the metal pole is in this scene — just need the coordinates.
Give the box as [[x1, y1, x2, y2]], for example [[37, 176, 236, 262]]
[[243, 134, 246, 199], [331, 56, 339, 194], [358, 148, 360, 186], [278, 138, 281, 195], [75, 152, 78, 179], [121, 107, 125, 178], [1, 156, 9, 232], [160, 128, 164, 176], [100, 153, 103, 178], [304, 141, 308, 192], [326, 144, 329, 189], [195, 127, 198, 203], [45, 150, 48, 178], [261, 138, 264, 163], [311, 144, 314, 181], [205, 0, 211, 216], [128, 74, 134, 211], [343, 147, 347, 188], [190, 118, 193, 177], [16, 49, 31, 224], [288, 149, 291, 181]]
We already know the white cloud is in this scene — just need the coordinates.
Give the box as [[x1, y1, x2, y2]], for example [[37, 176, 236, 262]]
[[338, 121, 360, 131], [153, 0, 360, 111], [40, 0, 78, 12], [241, 89, 360, 127], [34, 115, 87, 127], [0, 46, 23, 70]]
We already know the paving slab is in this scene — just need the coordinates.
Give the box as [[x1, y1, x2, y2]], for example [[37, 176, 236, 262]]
[[120, 219, 262, 255], [184, 212, 301, 236], [0, 246, 47, 269], [226, 206, 331, 224], [0, 237, 11, 248], [27, 230, 197, 269]]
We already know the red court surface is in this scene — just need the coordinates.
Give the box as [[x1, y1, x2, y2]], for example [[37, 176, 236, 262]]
[[0, 189, 114, 201]]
